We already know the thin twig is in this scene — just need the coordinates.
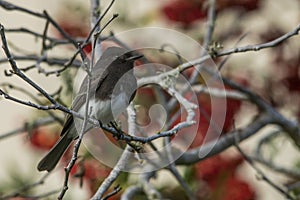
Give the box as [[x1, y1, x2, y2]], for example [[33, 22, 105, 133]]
[[165, 137, 195, 200], [0, 24, 63, 105], [192, 84, 247, 100], [57, 64, 91, 199], [0, 117, 55, 140], [217, 23, 300, 57], [202, 66, 300, 148], [0, 55, 82, 67], [91, 103, 136, 199], [41, 19, 50, 52], [62, 0, 116, 70], [57, 14, 99, 198], [20, 189, 60, 199], [0, 0, 45, 18], [255, 130, 281, 158], [204, 0, 216, 51], [171, 23, 300, 74], [102, 185, 122, 200], [89, 0, 116, 47], [188, 0, 216, 84], [218, 32, 249, 71], [90, 0, 101, 60], [91, 146, 132, 199], [0, 173, 51, 199], [0, 86, 198, 144], [0, 83, 63, 124], [140, 172, 162, 200], [251, 156, 300, 179], [160, 0, 214, 129], [5, 28, 76, 45], [43, 10, 78, 48], [121, 186, 143, 200], [234, 135, 295, 200]]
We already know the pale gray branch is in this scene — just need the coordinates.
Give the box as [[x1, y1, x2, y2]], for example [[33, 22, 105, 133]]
[[91, 103, 136, 199], [192, 84, 247, 100]]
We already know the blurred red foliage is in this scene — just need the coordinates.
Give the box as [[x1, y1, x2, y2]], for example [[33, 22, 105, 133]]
[[217, 0, 260, 12], [161, 0, 260, 27], [190, 88, 244, 148], [56, 15, 92, 54], [161, 0, 206, 27], [281, 60, 300, 92], [196, 155, 243, 181], [195, 155, 256, 200], [70, 159, 111, 194], [29, 127, 60, 150], [58, 22, 89, 38]]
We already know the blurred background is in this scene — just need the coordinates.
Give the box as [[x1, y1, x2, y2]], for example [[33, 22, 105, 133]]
[[1, 0, 300, 199]]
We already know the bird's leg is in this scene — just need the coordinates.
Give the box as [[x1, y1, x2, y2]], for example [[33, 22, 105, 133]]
[[109, 121, 145, 154]]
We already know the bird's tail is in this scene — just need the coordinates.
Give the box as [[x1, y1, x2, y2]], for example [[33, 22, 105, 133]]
[[37, 130, 74, 172]]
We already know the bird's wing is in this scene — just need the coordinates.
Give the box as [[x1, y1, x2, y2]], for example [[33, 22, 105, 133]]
[[60, 68, 108, 136], [60, 47, 128, 136]]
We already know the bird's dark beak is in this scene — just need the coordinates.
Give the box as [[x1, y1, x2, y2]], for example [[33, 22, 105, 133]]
[[126, 54, 144, 61]]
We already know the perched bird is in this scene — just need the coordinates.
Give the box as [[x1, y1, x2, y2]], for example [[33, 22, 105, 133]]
[[37, 47, 143, 171]]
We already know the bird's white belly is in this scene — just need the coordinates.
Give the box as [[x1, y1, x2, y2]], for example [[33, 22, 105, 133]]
[[78, 92, 129, 125]]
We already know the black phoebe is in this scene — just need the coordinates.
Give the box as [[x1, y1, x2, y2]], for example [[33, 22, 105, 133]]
[[37, 47, 142, 171]]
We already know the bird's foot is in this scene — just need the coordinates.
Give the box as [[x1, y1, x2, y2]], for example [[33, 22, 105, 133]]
[[106, 122, 145, 154], [109, 121, 124, 140], [128, 141, 144, 153]]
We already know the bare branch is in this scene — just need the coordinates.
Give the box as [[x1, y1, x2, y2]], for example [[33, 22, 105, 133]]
[[5, 27, 78, 45], [20, 189, 60, 200], [43, 10, 78, 48], [1, 2, 300, 199], [102, 185, 122, 200], [234, 136, 296, 200], [177, 24, 300, 73], [0, 173, 53, 199], [121, 186, 143, 200], [176, 113, 273, 165], [140, 171, 162, 200], [251, 156, 300, 179], [0, 117, 55, 140], [0, 85, 192, 145], [91, 103, 137, 199], [90, 0, 101, 59], [165, 137, 195, 200], [218, 71, 300, 148], [0, 55, 82, 67], [217, 23, 300, 57], [255, 130, 281, 158], [0, 83, 64, 124], [91, 145, 132, 199], [192, 84, 247, 100], [1, 24, 63, 105], [204, 0, 216, 50], [0, 0, 45, 18], [58, 14, 101, 198]]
